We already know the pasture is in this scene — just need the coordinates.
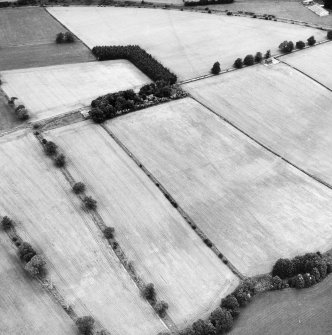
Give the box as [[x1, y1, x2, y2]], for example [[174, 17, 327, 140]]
[[0, 234, 75, 335], [0, 60, 150, 121], [107, 97, 332, 276], [0, 130, 165, 335], [47, 6, 326, 80], [183, 63, 332, 186], [281, 42, 332, 90], [46, 121, 239, 327], [0, 7, 93, 70], [230, 274, 332, 335]]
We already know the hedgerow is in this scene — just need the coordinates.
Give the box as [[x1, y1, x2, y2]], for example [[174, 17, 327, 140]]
[[184, 0, 233, 6], [92, 45, 177, 84]]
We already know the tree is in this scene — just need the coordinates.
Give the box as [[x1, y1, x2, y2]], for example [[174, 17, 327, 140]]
[[192, 319, 216, 335], [44, 141, 58, 156], [254, 52, 263, 63], [155, 300, 169, 317], [55, 32, 65, 43], [272, 258, 294, 279], [307, 36, 316, 46], [323, 0, 332, 9], [303, 273, 312, 288], [264, 50, 271, 59], [64, 31, 75, 43], [221, 295, 240, 317], [54, 154, 66, 168], [1, 216, 14, 230], [211, 62, 221, 75], [179, 327, 195, 335], [243, 54, 254, 66], [296, 41, 305, 49], [76, 316, 95, 335], [271, 276, 283, 290], [234, 58, 243, 69], [103, 227, 115, 239], [25, 255, 46, 278], [215, 309, 233, 334], [18, 242, 36, 263], [294, 274, 305, 289], [73, 182, 86, 194], [279, 41, 294, 53], [83, 196, 97, 210], [328, 30, 332, 40], [312, 267, 321, 282], [90, 108, 105, 123], [143, 283, 156, 303]]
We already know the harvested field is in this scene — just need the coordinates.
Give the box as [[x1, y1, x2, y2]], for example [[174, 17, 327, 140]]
[[0, 7, 93, 70], [107, 98, 332, 276], [1, 60, 150, 121], [281, 42, 332, 90], [48, 6, 326, 80], [230, 275, 332, 335], [46, 121, 239, 327], [0, 130, 165, 335], [183, 63, 332, 186], [0, 233, 75, 335]]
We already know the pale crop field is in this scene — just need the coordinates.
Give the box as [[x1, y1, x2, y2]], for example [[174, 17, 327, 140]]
[[184, 63, 332, 186], [0, 130, 165, 335], [1, 60, 150, 121], [46, 122, 239, 327], [107, 98, 332, 276], [0, 234, 75, 335], [48, 6, 326, 80], [281, 42, 332, 90]]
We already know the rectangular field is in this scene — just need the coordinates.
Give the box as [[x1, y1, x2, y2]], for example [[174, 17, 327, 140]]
[[0, 130, 165, 335], [183, 63, 332, 186], [46, 122, 239, 327], [106, 98, 332, 276], [281, 42, 332, 90], [0, 234, 75, 335], [48, 6, 326, 80], [1, 60, 150, 121]]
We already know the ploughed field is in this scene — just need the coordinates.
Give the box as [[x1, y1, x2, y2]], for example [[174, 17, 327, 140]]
[[229, 274, 332, 335], [0, 130, 166, 335], [0, 7, 93, 70], [47, 6, 326, 80], [0, 60, 150, 121], [45, 121, 239, 327], [106, 97, 332, 276], [183, 62, 332, 186], [280, 42, 332, 90], [0, 233, 75, 335]]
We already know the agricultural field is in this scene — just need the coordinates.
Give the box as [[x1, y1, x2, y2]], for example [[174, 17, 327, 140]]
[[107, 97, 332, 276], [281, 42, 332, 90], [229, 274, 332, 335], [0, 233, 75, 335], [183, 62, 332, 186], [0, 130, 166, 335], [0, 60, 150, 121], [0, 7, 93, 70], [46, 121, 239, 327], [47, 6, 326, 80]]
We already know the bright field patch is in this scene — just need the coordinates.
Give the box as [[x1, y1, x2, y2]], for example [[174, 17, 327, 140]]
[[0, 234, 75, 335], [1, 60, 150, 121], [0, 131, 165, 335], [184, 63, 332, 186], [106, 98, 332, 276], [46, 122, 239, 327], [281, 42, 332, 90], [229, 275, 332, 335], [48, 6, 326, 80]]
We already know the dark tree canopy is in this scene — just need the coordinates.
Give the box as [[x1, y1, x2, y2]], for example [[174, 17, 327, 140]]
[[76, 316, 95, 335]]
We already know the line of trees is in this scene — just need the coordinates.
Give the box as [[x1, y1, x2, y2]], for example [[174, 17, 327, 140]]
[[143, 283, 169, 317], [279, 35, 316, 53], [184, 0, 233, 6], [233, 50, 270, 69], [92, 45, 177, 84], [55, 32, 75, 44]]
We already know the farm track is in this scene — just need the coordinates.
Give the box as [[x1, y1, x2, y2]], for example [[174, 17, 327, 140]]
[[32, 131, 176, 333], [100, 124, 245, 280]]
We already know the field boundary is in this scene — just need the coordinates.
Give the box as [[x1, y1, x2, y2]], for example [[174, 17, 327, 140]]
[[100, 123, 245, 280], [190, 96, 332, 192]]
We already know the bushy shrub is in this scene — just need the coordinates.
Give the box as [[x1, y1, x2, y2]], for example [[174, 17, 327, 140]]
[[143, 283, 156, 303], [265, 49, 271, 59], [15, 105, 29, 120], [221, 294, 240, 317], [83, 196, 97, 210], [327, 30, 332, 40], [56, 32, 65, 43], [1, 216, 14, 230], [243, 54, 254, 66], [64, 31, 75, 43], [44, 141, 58, 156], [296, 41, 305, 49], [155, 300, 169, 317], [271, 276, 283, 290], [234, 58, 243, 69], [76, 316, 95, 335], [25, 255, 46, 278], [294, 274, 305, 289], [54, 154, 66, 167], [307, 36, 316, 46], [18, 242, 36, 263], [254, 52, 263, 63], [279, 41, 294, 53], [103, 227, 115, 239], [211, 61, 221, 75], [73, 182, 86, 194], [92, 45, 177, 84]]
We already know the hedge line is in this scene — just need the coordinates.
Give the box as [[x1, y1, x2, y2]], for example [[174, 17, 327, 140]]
[[92, 45, 177, 84], [184, 0, 233, 6]]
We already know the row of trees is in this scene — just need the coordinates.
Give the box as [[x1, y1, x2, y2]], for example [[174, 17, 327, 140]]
[[327, 31, 332, 40], [233, 50, 270, 69], [8, 99, 29, 121], [143, 283, 169, 317], [92, 45, 177, 84], [42, 140, 66, 167], [184, 0, 233, 6], [279, 36, 316, 53], [55, 32, 75, 44]]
